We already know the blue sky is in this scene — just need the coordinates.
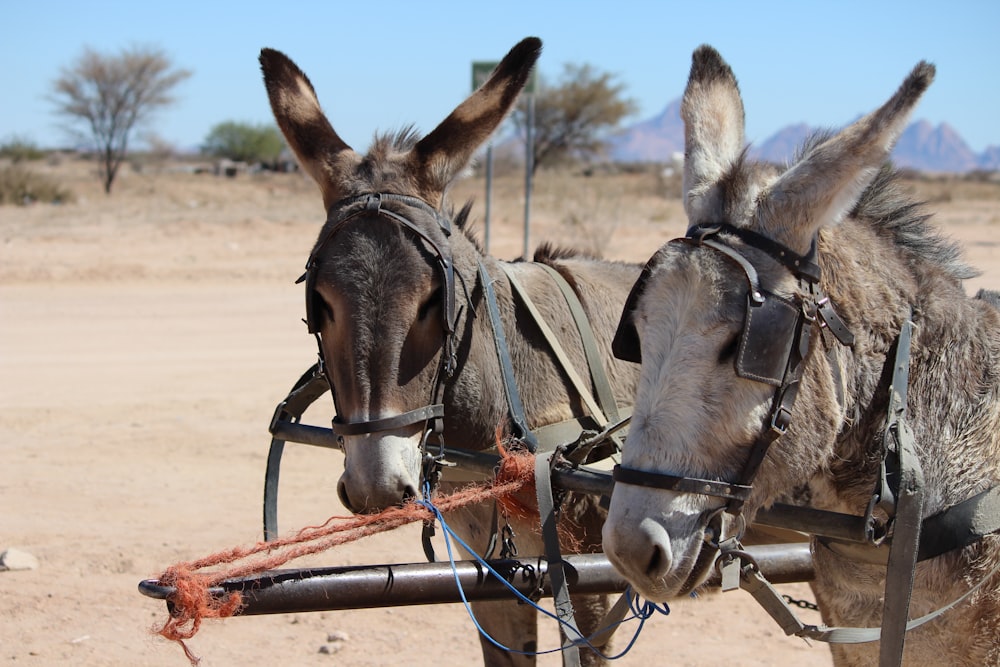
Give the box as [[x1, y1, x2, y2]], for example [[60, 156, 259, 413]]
[[3, 1, 998, 154]]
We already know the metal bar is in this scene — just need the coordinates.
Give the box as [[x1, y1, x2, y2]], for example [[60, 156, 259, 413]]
[[138, 545, 813, 616], [271, 421, 341, 450], [270, 417, 872, 545], [754, 504, 869, 544]]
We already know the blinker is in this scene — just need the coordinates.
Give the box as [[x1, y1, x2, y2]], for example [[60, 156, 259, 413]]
[[736, 292, 800, 386]]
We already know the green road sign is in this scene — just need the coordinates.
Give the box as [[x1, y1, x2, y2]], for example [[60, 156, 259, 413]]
[[472, 61, 536, 94]]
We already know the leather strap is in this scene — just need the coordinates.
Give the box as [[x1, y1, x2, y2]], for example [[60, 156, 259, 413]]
[[535, 450, 582, 667], [918, 484, 1000, 560], [878, 316, 923, 667], [330, 404, 444, 436], [263, 364, 332, 540], [687, 223, 822, 284], [613, 465, 753, 503], [477, 260, 538, 450]]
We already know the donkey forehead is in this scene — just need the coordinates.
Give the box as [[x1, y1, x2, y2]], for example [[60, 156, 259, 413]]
[[636, 244, 746, 325], [314, 217, 441, 290]]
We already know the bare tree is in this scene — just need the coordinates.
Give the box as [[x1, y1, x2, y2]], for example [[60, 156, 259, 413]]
[[51, 46, 191, 193], [512, 63, 637, 173]]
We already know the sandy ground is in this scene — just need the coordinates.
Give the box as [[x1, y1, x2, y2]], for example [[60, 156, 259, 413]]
[[1, 161, 998, 666]]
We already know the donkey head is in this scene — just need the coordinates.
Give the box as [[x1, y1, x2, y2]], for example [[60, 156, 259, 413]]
[[260, 38, 541, 513], [602, 46, 933, 600]]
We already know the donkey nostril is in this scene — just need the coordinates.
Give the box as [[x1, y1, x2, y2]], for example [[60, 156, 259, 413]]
[[645, 542, 671, 578], [337, 480, 356, 513]]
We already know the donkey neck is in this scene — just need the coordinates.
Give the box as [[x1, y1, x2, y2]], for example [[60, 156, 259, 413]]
[[813, 217, 1000, 518]]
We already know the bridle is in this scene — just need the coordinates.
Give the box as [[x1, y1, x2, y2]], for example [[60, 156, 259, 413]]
[[298, 192, 462, 469], [611, 223, 855, 523]]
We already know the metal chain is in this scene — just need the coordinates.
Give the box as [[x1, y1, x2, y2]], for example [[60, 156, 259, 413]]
[[782, 594, 819, 611]]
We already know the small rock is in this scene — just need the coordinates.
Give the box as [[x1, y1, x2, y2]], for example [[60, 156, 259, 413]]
[[318, 644, 341, 655], [326, 631, 350, 643], [0, 548, 39, 571]]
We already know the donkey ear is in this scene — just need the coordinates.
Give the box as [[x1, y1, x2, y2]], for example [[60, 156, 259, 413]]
[[260, 48, 355, 208], [681, 46, 746, 224], [757, 61, 935, 254], [410, 37, 542, 201]]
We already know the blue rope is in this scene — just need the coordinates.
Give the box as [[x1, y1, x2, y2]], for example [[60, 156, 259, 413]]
[[416, 488, 670, 661]]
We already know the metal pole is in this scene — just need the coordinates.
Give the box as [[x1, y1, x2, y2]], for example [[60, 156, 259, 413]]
[[267, 420, 872, 545], [484, 144, 493, 253], [139, 546, 813, 616], [523, 93, 534, 260]]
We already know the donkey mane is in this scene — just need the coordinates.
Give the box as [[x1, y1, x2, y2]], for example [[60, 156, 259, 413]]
[[793, 131, 977, 282], [533, 242, 595, 262], [370, 126, 421, 153], [850, 163, 976, 281]]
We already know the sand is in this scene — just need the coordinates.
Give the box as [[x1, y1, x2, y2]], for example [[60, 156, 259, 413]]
[[2, 160, 998, 666]]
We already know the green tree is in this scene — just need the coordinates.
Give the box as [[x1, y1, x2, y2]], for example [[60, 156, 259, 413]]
[[50, 45, 191, 194], [512, 63, 638, 173], [201, 121, 285, 165]]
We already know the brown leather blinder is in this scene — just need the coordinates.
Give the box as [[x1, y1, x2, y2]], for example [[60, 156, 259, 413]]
[[736, 292, 800, 386], [612, 249, 665, 364]]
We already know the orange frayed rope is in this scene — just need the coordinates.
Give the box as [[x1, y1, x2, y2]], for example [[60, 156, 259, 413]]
[[152, 443, 537, 665]]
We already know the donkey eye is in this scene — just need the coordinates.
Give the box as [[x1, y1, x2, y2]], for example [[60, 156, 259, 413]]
[[718, 335, 740, 364], [418, 286, 443, 322], [316, 295, 334, 324]]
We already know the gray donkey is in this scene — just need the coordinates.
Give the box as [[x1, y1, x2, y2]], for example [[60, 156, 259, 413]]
[[603, 46, 1000, 665], [261, 38, 642, 666]]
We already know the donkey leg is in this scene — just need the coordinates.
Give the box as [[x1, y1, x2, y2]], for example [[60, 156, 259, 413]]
[[571, 593, 612, 666], [470, 599, 539, 667], [440, 500, 539, 665]]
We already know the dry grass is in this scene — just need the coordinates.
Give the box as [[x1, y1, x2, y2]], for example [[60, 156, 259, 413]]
[[4, 156, 997, 269], [0, 164, 75, 205]]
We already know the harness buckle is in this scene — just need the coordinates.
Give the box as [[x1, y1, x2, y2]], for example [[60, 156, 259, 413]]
[[770, 404, 792, 435]]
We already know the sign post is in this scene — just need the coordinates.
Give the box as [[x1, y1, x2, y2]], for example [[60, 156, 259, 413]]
[[472, 60, 537, 258], [472, 61, 499, 253]]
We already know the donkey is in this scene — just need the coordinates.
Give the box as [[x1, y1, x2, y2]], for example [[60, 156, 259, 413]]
[[602, 46, 1000, 665], [260, 38, 642, 666]]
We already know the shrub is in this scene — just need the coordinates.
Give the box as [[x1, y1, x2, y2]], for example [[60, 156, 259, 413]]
[[0, 136, 46, 162], [201, 121, 285, 164], [0, 166, 74, 205]]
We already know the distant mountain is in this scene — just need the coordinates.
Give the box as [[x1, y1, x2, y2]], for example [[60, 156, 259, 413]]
[[611, 98, 998, 173], [893, 120, 979, 172], [608, 99, 683, 162], [751, 123, 815, 164], [976, 145, 1000, 171]]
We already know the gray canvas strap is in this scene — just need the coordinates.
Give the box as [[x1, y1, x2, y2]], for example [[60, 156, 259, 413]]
[[739, 553, 1000, 645], [500, 264, 610, 428], [878, 316, 923, 667], [533, 262, 621, 424], [535, 450, 583, 667]]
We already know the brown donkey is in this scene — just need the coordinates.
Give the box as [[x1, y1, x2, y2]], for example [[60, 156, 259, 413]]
[[261, 38, 642, 666], [603, 46, 1000, 665]]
